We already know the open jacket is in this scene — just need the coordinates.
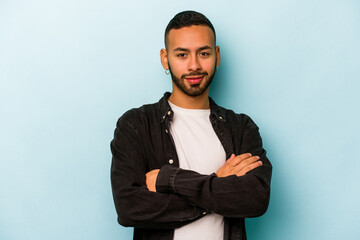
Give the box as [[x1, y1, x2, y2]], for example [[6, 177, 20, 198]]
[[110, 92, 272, 240]]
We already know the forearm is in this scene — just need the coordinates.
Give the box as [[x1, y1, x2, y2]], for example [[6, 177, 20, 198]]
[[111, 160, 207, 228], [114, 185, 203, 229], [156, 159, 271, 218]]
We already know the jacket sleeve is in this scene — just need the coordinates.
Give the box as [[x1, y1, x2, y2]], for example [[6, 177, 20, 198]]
[[156, 115, 272, 218], [110, 115, 205, 229]]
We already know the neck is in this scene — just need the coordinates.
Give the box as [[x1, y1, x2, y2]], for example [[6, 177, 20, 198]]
[[168, 87, 210, 109]]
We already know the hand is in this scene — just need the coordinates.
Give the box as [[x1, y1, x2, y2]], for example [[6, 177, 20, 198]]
[[146, 169, 160, 192], [216, 153, 262, 178]]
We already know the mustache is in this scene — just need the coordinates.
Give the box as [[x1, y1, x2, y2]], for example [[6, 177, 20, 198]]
[[181, 71, 208, 78]]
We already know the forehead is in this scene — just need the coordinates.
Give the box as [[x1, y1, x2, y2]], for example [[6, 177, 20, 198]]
[[166, 25, 215, 50]]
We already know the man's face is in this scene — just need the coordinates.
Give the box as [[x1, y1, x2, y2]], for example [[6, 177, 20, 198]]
[[162, 25, 220, 97]]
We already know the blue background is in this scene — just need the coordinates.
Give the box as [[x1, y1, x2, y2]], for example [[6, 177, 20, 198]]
[[1, 0, 359, 239]]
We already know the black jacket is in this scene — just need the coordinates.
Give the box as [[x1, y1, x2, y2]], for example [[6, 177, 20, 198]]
[[110, 92, 272, 240]]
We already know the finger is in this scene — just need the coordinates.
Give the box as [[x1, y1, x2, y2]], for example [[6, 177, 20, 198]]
[[236, 161, 263, 176], [235, 156, 260, 170], [226, 154, 236, 162], [228, 153, 254, 166], [146, 169, 160, 176]]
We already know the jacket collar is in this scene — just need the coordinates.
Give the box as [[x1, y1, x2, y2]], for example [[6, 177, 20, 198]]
[[159, 92, 226, 123]]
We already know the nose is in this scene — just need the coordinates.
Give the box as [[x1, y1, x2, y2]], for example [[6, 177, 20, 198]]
[[188, 55, 201, 71]]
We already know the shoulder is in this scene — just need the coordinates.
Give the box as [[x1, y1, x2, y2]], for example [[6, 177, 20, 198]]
[[116, 101, 161, 129], [215, 104, 258, 130]]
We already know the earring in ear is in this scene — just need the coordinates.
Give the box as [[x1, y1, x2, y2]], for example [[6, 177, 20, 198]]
[[216, 65, 219, 71], [165, 69, 170, 75]]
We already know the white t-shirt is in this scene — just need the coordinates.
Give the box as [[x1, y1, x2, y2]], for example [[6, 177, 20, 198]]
[[168, 101, 226, 240]]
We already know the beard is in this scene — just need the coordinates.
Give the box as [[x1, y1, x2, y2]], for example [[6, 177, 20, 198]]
[[168, 63, 217, 97]]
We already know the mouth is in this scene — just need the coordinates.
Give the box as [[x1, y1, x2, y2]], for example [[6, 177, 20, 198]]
[[185, 75, 204, 85]]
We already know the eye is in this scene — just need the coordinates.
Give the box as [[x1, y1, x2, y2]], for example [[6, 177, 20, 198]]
[[200, 52, 210, 56], [177, 53, 186, 57]]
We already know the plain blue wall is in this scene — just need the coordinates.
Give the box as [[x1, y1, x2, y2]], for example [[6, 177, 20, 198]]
[[1, 0, 359, 239]]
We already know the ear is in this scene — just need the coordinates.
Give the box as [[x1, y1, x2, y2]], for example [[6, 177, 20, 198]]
[[160, 48, 169, 70], [215, 46, 221, 67]]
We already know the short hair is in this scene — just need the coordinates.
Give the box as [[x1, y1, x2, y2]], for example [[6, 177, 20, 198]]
[[164, 10, 216, 48]]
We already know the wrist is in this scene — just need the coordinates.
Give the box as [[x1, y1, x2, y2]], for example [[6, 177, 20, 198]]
[[156, 165, 180, 193]]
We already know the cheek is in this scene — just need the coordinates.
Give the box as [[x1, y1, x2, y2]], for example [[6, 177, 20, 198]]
[[202, 60, 216, 72], [169, 59, 187, 74]]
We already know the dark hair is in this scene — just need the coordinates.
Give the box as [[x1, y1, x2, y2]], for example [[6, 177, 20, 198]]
[[164, 10, 216, 48]]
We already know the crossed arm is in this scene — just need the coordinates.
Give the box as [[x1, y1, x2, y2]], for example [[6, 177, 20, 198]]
[[111, 114, 272, 229], [146, 153, 263, 192]]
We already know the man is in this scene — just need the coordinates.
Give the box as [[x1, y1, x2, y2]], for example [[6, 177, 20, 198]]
[[111, 10, 272, 240]]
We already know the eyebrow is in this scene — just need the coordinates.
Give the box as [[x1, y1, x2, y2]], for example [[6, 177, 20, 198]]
[[173, 45, 213, 52]]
